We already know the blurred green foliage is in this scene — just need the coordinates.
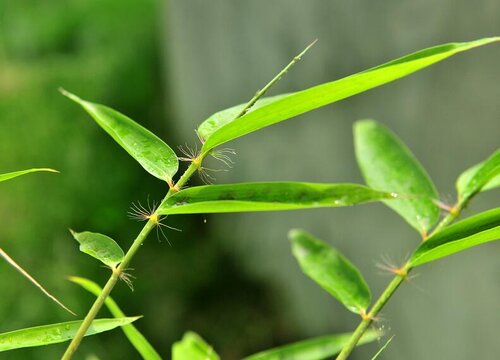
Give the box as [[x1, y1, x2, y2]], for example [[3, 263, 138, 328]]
[[0, 1, 291, 359]]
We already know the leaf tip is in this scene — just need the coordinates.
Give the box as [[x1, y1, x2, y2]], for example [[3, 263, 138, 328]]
[[59, 88, 85, 105]]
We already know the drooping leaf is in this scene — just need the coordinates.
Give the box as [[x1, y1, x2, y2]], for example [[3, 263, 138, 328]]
[[0, 248, 75, 315], [69, 276, 161, 360], [0, 317, 140, 352], [199, 38, 499, 152], [70, 230, 124, 268], [243, 329, 380, 360], [61, 89, 178, 182], [409, 207, 500, 267], [172, 332, 219, 360], [456, 149, 500, 203], [158, 182, 395, 215], [289, 229, 371, 314], [0, 168, 58, 182], [354, 119, 440, 236]]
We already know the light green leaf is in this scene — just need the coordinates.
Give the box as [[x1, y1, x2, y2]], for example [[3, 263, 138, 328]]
[[158, 182, 395, 216], [0, 317, 140, 352], [289, 229, 371, 314], [0, 168, 58, 182], [456, 149, 500, 203], [69, 276, 161, 360], [198, 94, 289, 141], [409, 207, 500, 267], [354, 119, 439, 236], [199, 38, 499, 152], [61, 89, 178, 182], [243, 329, 380, 360], [70, 230, 124, 268], [172, 332, 219, 360]]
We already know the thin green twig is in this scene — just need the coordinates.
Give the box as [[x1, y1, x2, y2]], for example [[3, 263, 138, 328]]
[[233, 39, 317, 119]]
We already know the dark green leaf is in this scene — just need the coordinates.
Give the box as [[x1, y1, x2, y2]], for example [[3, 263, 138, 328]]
[[289, 230, 371, 314], [456, 149, 500, 203], [409, 208, 500, 267], [0, 168, 58, 182], [61, 89, 178, 182], [0, 317, 139, 352], [70, 230, 124, 268], [199, 38, 499, 152], [243, 329, 380, 360], [172, 332, 219, 360], [158, 182, 395, 215], [354, 119, 439, 236], [69, 276, 161, 360]]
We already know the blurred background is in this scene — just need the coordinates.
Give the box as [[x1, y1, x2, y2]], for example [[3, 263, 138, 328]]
[[0, 1, 499, 359]]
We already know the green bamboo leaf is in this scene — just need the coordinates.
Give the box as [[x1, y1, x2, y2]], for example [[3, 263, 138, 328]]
[[60, 89, 178, 182], [70, 230, 124, 268], [199, 38, 499, 152], [289, 230, 371, 314], [243, 329, 380, 360], [354, 119, 439, 236], [158, 182, 396, 216], [172, 332, 219, 360], [409, 207, 500, 267], [69, 276, 161, 360], [0, 317, 140, 352], [0, 168, 58, 182], [456, 149, 500, 203]]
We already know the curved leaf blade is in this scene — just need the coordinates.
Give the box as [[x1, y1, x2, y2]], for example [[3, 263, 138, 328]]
[[243, 329, 380, 360], [200, 38, 499, 152], [409, 208, 500, 267], [0, 317, 139, 352], [289, 229, 371, 314], [70, 230, 124, 268], [456, 149, 500, 203], [61, 89, 178, 182], [172, 332, 219, 360], [69, 276, 161, 360], [158, 182, 395, 215], [0, 168, 58, 182], [354, 119, 439, 236]]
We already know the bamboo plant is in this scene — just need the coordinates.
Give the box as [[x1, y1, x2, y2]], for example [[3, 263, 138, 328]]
[[0, 37, 498, 359]]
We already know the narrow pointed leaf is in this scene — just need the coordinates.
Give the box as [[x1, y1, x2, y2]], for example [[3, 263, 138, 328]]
[[409, 208, 500, 267], [61, 89, 178, 182], [158, 182, 395, 216], [0, 317, 140, 352], [0, 168, 58, 182], [371, 336, 394, 360], [354, 119, 439, 235], [69, 276, 161, 360], [0, 248, 75, 315], [456, 149, 500, 203], [243, 329, 380, 360], [289, 230, 371, 314], [199, 38, 499, 152], [172, 332, 219, 360], [70, 230, 124, 268]]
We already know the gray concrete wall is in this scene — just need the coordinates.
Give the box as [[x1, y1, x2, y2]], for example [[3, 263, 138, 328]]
[[164, 1, 500, 358]]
